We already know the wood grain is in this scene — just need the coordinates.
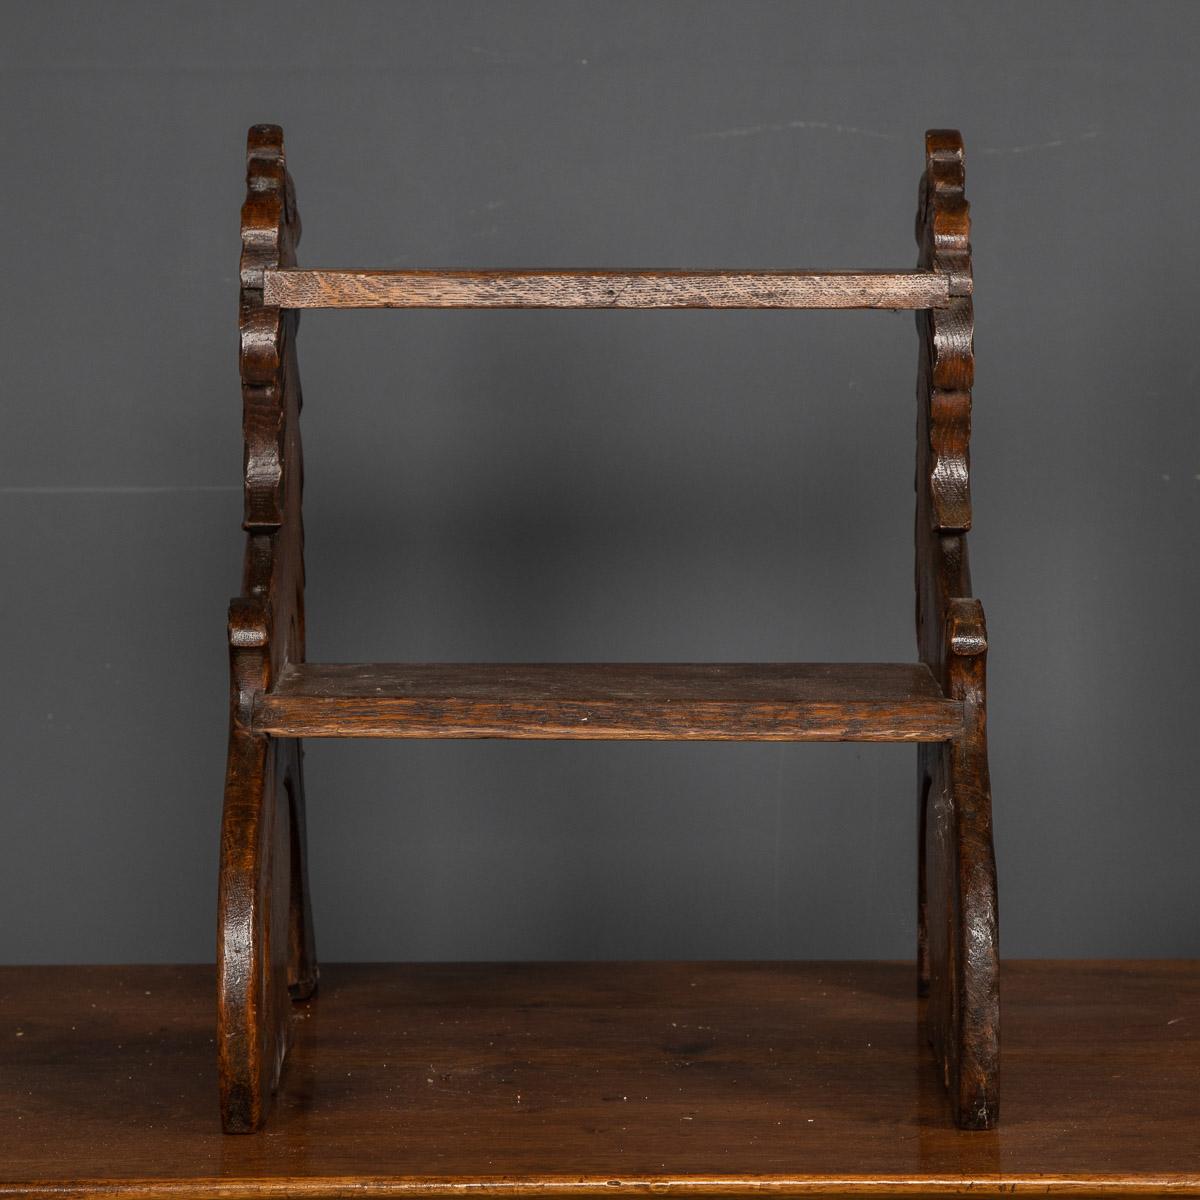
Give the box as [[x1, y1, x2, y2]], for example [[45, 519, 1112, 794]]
[[912, 131, 998, 1129], [220, 124, 317, 1133], [217, 125, 999, 1130], [252, 662, 963, 741], [239, 125, 300, 532], [262, 268, 965, 310], [2, 962, 1197, 1196]]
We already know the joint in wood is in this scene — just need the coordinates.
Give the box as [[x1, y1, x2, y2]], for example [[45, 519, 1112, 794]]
[[228, 597, 269, 649], [217, 122, 999, 1135], [946, 271, 973, 297], [947, 598, 987, 657]]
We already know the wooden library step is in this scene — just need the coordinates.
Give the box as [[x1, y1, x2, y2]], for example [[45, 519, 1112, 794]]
[[252, 661, 962, 741], [220, 128, 999, 1132]]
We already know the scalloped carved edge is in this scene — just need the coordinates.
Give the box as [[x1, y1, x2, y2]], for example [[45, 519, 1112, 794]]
[[241, 125, 300, 295], [241, 125, 301, 532], [919, 130, 973, 533], [221, 126, 315, 1134], [913, 133, 998, 1131]]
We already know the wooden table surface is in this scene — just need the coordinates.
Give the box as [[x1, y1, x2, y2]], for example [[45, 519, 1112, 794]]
[[1, 961, 1197, 1197]]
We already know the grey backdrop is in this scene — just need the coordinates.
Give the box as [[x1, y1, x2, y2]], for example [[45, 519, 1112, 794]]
[[3, 1, 1198, 964]]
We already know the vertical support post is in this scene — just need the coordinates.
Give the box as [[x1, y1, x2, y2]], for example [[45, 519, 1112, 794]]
[[218, 125, 316, 1133], [913, 130, 999, 1128], [285, 739, 318, 1000]]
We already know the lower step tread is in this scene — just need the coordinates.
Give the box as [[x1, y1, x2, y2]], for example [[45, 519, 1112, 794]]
[[253, 662, 960, 741]]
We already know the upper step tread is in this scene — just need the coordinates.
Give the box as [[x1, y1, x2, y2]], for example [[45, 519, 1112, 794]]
[[261, 268, 965, 310]]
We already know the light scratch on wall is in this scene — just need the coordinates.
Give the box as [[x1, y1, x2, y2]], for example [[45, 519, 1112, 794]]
[[981, 130, 1101, 155], [0, 485, 241, 495], [695, 119, 894, 142]]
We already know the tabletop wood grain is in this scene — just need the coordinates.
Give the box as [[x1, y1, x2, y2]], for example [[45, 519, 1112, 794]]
[[1, 961, 1197, 1197]]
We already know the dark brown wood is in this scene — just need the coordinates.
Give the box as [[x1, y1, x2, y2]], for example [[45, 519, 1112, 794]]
[[218, 124, 316, 1133], [3, 962, 1198, 1197], [252, 662, 963, 741], [912, 130, 999, 1128], [218, 126, 999, 1131], [262, 268, 967, 310]]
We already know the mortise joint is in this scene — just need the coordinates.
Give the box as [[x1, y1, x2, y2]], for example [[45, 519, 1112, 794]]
[[946, 271, 973, 297]]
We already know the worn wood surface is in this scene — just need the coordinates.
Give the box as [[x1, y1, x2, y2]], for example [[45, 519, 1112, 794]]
[[252, 662, 963, 741], [262, 268, 965, 310], [218, 126, 999, 1130], [1, 961, 1197, 1197], [911, 131, 999, 1128], [219, 124, 317, 1133]]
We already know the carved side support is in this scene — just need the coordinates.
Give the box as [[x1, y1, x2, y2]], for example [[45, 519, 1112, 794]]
[[913, 130, 999, 1129], [218, 126, 315, 1134]]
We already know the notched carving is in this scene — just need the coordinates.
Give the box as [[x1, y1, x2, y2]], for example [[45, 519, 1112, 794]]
[[239, 125, 299, 532], [240, 306, 284, 385], [228, 597, 269, 649], [947, 597, 987, 657], [929, 300, 973, 391], [928, 389, 972, 531], [914, 131, 997, 1130], [242, 382, 285, 531], [222, 126, 314, 1132], [240, 126, 300, 296], [918, 129, 974, 532]]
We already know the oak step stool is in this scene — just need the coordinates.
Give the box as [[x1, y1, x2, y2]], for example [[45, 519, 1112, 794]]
[[218, 125, 999, 1133]]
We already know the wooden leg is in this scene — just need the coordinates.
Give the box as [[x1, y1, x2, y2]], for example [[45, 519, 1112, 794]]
[[925, 599, 999, 1129], [217, 728, 302, 1133], [916, 749, 933, 997], [283, 740, 318, 1000], [223, 125, 312, 1133]]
